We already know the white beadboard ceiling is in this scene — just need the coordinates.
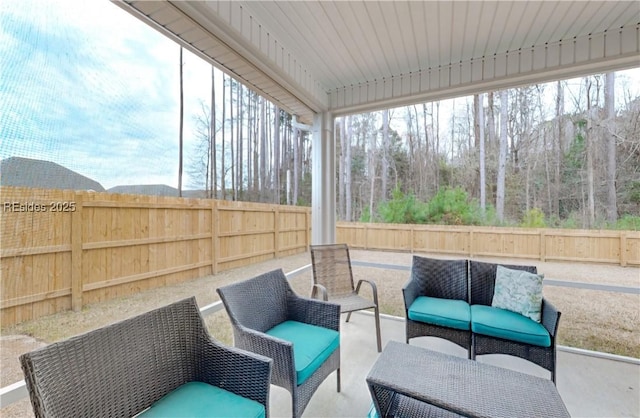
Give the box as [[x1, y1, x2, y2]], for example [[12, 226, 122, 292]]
[[116, 1, 640, 124]]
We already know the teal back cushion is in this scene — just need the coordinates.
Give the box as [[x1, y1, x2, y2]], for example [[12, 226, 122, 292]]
[[137, 381, 265, 418], [266, 320, 340, 385]]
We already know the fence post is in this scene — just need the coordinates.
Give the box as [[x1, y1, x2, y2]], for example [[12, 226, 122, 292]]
[[469, 229, 474, 258], [212, 200, 219, 275], [540, 230, 546, 262], [71, 192, 83, 311], [620, 232, 627, 267], [410, 227, 414, 253], [365, 223, 369, 250]]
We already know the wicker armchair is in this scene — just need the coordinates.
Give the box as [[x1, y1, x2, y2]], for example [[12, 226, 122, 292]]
[[470, 260, 561, 383], [217, 269, 341, 418], [20, 297, 272, 418], [402, 255, 472, 357], [310, 243, 382, 352]]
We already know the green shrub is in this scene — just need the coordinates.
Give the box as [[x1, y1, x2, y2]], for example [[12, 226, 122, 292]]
[[359, 206, 371, 223], [424, 187, 483, 225], [612, 215, 640, 231], [521, 208, 547, 228], [377, 187, 426, 224]]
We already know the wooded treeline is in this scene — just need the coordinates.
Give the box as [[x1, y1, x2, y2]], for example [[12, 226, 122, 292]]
[[187, 69, 312, 207], [186, 68, 640, 230]]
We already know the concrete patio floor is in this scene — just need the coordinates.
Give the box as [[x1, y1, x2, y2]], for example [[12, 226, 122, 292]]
[[269, 311, 639, 417]]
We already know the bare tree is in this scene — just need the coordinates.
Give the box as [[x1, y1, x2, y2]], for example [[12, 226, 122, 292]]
[[476, 93, 486, 212], [553, 81, 564, 218], [586, 78, 596, 227], [292, 124, 299, 205], [178, 47, 184, 197], [211, 68, 217, 199], [229, 79, 236, 200], [345, 116, 353, 221], [496, 90, 508, 222], [274, 105, 281, 203], [381, 109, 390, 200], [368, 120, 377, 220], [260, 98, 267, 198], [221, 73, 226, 199], [605, 72, 617, 223], [236, 82, 244, 199]]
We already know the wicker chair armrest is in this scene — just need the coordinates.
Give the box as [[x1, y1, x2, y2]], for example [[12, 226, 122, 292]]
[[541, 298, 561, 337], [288, 296, 341, 331], [311, 284, 328, 301], [199, 339, 272, 408], [402, 277, 419, 311], [232, 324, 297, 386], [355, 279, 379, 306]]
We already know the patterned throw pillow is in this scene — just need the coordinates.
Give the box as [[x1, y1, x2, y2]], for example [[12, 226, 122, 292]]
[[491, 265, 544, 322]]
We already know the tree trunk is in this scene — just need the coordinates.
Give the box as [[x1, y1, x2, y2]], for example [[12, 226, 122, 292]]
[[381, 109, 390, 200], [229, 79, 235, 200], [260, 98, 267, 199], [211, 67, 216, 199], [236, 83, 243, 198], [345, 116, 353, 221], [274, 106, 281, 204], [178, 47, 184, 197], [553, 81, 564, 218], [221, 74, 226, 200], [476, 94, 486, 212], [496, 90, 508, 222], [586, 79, 595, 227], [253, 94, 259, 199], [368, 126, 377, 220], [292, 125, 299, 205], [605, 72, 617, 223], [487, 92, 496, 144]]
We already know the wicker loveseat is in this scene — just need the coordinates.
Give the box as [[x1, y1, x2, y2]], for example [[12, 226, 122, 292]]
[[403, 256, 561, 382], [20, 297, 272, 418]]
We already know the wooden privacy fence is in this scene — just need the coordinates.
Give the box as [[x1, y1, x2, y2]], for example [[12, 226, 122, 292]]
[[0, 187, 310, 327], [337, 222, 640, 267]]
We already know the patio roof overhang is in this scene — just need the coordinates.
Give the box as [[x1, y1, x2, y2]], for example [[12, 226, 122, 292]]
[[113, 0, 640, 244]]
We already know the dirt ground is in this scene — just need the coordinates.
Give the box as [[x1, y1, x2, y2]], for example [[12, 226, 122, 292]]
[[1, 249, 638, 417]]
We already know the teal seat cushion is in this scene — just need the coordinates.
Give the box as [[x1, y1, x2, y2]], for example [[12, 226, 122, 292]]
[[471, 305, 551, 347], [138, 381, 265, 418], [408, 296, 471, 331], [266, 320, 340, 385]]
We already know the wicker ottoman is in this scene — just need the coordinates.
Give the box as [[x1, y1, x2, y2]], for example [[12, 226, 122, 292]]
[[366, 341, 570, 418]]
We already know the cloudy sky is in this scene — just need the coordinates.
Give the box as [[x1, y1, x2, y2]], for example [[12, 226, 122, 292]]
[[1, 0, 213, 189]]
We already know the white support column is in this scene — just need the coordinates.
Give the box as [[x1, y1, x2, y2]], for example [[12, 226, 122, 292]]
[[311, 111, 335, 245]]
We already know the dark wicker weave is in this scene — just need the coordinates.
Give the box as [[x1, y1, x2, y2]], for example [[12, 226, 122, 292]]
[[402, 255, 471, 357], [367, 341, 570, 418], [310, 243, 382, 352], [469, 260, 561, 383], [217, 269, 341, 418], [20, 297, 272, 418]]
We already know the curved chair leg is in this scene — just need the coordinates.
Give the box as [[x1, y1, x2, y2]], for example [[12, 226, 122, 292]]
[[345, 312, 352, 322], [374, 306, 382, 352]]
